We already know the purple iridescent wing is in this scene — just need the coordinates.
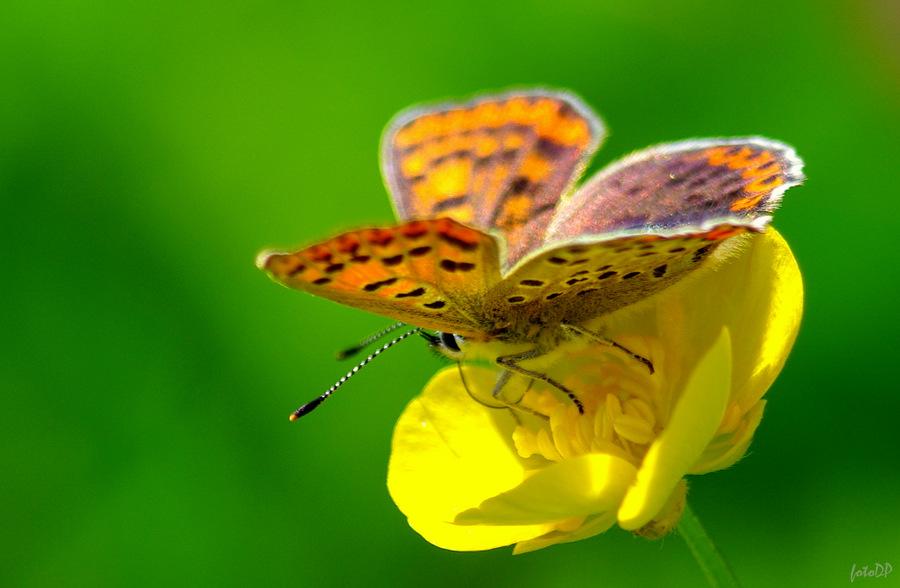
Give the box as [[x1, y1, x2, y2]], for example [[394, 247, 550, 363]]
[[545, 138, 804, 242]]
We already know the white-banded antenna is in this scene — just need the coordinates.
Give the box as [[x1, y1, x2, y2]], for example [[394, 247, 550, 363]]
[[290, 327, 424, 421], [335, 322, 406, 359]]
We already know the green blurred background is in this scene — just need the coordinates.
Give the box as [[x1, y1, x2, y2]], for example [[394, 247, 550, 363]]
[[2, 1, 898, 586]]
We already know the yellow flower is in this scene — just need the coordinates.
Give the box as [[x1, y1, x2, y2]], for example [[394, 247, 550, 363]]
[[387, 228, 802, 553]]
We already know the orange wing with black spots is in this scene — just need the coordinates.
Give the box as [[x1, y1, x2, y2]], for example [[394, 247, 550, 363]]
[[257, 218, 502, 338], [382, 90, 605, 269], [545, 138, 804, 243]]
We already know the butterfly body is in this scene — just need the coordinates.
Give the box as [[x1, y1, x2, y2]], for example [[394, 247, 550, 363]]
[[259, 90, 803, 405]]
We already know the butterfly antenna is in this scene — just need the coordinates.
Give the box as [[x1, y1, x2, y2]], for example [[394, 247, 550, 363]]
[[291, 327, 423, 421], [336, 322, 407, 359]]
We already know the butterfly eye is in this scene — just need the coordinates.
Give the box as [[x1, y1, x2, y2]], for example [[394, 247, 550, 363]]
[[440, 332, 463, 351], [432, 331, 465, 359]]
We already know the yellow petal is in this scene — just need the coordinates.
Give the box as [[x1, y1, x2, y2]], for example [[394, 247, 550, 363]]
[[691, 399, 767, 474], [654, 229, 803, 407], [388, 366, 526, 521], [388, 365, 553, 550], [405, 515, 553, 552], [618, 328, 732, 529], [456, 453, 637, 525], [513, 511, 619, 554], [737, 230, 804, 406]]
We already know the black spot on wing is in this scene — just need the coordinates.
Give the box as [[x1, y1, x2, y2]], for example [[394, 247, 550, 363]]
[[432, 195, 469, 213], [510, 177, 530, 194], [440, 259, 476, 272], [363, 277, 398, 292], [437, 232, 479, 251], [692, 245, 712, 263], [395, 287, 426, 298]]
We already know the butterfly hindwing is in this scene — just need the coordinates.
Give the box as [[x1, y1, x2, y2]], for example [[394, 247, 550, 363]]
[[382, 90, 605, 268], [258, 218, 501, 337], [485, 223, 750, 328], [545, 138, 804, 242]]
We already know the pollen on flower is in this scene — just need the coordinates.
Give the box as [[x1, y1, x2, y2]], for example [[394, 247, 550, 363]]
[[511, 336, 667, 469]]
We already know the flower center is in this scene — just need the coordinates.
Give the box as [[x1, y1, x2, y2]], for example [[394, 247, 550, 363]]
[[511, 335, 666, 468]]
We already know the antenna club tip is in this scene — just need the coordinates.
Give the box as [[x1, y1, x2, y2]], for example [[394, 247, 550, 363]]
[[289, 413, 299, 422]]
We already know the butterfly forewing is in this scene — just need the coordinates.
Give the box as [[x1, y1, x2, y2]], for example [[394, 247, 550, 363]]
[[259, 218, 501, 337], [485, 223, 751, 330], [382, 91, 605, 268], [546, 138, 804, 242]]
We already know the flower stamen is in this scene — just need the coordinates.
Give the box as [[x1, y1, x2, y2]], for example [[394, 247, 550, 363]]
[[513, 336, 666, 468]]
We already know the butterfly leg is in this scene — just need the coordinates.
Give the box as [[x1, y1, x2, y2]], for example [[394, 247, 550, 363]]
[[461, 368, 549, 420], [491, 368, 514, 399], [561, 322, 654, 374], [495, 348, 585, 414]]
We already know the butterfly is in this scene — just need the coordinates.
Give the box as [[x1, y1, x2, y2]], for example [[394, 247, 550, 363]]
[[258, 89, 804, 416]]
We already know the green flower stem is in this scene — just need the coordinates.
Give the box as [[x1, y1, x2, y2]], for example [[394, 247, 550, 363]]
[[677, 502, 741, 588]]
